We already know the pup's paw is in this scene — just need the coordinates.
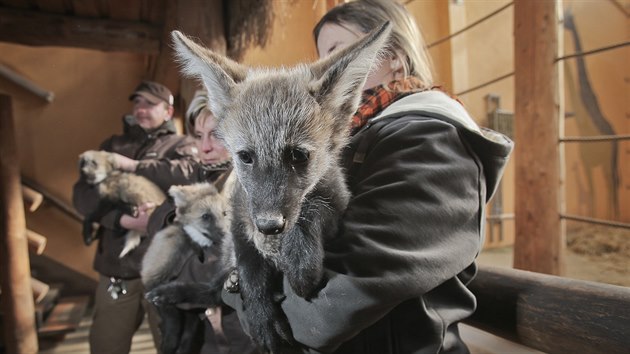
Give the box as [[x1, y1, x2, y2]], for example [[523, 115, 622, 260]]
[[145, 283, 184, 306], [223, 268, 240, 293], [246, 301, 295, 353]]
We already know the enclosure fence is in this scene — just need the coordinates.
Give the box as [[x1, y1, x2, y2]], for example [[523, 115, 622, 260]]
[[418, 0, 630, 242]]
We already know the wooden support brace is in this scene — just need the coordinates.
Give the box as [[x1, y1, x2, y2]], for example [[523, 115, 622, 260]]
[[27, 229, 47, 255], [22, 184, 44, 212], [31, 277, 50, 304]]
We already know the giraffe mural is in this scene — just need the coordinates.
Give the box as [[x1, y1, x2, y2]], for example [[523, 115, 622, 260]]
[[563, 10, 620, 219]]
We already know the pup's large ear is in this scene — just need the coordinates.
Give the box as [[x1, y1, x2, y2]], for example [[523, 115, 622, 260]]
[[171, 31, 248, 121], [309, 22, 392, 122], [168, 185, 189, 209], [78, 152, 87, 168]]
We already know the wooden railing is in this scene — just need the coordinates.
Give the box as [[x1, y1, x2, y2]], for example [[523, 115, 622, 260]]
[[466, 266, 630, 354]]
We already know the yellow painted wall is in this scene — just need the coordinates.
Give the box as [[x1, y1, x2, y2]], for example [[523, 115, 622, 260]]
[[440, 0, 516, 248], [239, 0, 323, 66], [0, 44, 149, 279], [562, 0, 629, 222], [441, 0, 628, 249]]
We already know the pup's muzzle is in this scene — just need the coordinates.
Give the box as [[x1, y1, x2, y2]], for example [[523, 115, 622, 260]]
[[255, 216, 286, 235]]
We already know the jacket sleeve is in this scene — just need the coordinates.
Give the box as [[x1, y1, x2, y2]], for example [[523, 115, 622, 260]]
[[279, 116, 486, 352], [134, 138, 200, 192], [147, 199, 176, 238]]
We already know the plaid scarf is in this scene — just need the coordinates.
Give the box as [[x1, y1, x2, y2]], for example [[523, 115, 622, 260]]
[[351, 77, 453, 135]]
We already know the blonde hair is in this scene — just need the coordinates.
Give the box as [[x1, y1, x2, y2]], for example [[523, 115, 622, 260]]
[[185, 90, 213, 134], [313, 0, 433, 87]]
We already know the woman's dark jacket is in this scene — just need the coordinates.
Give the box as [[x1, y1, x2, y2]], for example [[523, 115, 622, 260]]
[[223, 91, 514, 353]]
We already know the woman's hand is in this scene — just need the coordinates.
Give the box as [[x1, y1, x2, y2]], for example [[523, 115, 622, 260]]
[[119, 202, 156, 233]]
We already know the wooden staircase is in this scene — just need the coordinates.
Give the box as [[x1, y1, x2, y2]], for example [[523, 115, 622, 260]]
[[1, 285, 90, 352], [0, 185, 91, 352], [35, 285, 90, 339]]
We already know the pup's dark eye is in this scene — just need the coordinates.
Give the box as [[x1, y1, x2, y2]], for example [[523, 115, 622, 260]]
[[201, 213, 211, 220], [290, 148, 309, 164], [237, 151, 253, 164]]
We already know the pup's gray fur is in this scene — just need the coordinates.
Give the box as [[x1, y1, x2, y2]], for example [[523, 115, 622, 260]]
[[142, 182, 232, 289], [142, 182, 232, 354], [79, 150, 166, 257], [170, 22, 392, 353]]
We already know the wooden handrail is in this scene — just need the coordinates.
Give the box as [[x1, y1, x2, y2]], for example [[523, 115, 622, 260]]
[[466, 266, 630, 354], [21, 176, 83, 222], [0, 63, 54, 102]]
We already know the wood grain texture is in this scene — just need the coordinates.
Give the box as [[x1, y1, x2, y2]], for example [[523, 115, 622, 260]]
[[0, 7, 160, 53], [467, 266, 630, 354], [0, 94, 38, 353], [513, 0, 564, 275]]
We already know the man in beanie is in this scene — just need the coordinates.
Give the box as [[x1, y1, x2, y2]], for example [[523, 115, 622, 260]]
[[73, 80, 199, 354]]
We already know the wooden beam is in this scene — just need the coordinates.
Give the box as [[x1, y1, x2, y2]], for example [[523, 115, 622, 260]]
[[0, 6, 161, 53], [513, 0, 564, 274], [0, 63, 54, 102], [466, 266, 630, 354], [0, 94, 38, 353]]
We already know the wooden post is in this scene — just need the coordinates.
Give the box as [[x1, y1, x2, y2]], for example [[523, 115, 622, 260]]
[[0, 94, 38, 353], [513, 0, 565, 275]]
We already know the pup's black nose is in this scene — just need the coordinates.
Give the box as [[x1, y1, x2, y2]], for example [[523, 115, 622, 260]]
[[255, 217, 286, 235]]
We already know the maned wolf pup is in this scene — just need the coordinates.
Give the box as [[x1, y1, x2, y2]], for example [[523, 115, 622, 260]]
[[78, 150, 166, 257], [169, 22, 392, 352], [142, 182, 232, 354]]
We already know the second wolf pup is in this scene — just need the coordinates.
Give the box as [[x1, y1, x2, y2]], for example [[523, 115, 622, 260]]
[[142, 182, 232, 354]]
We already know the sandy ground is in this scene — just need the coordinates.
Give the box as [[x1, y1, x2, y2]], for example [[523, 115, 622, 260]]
[[478, 223, 630, 287]]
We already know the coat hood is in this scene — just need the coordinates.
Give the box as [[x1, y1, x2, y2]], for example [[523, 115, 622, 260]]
[[373, 91, 514, 202]]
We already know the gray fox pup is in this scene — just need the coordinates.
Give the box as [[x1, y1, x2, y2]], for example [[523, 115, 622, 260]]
[[143, 182, 233, 354], [78, 150, 166, 257], [165, 22, 392, 353]]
